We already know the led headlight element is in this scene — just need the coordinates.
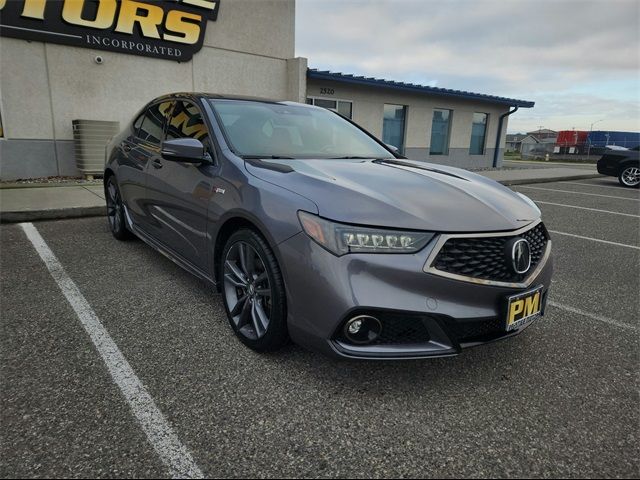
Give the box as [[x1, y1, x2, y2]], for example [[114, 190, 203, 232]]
[[298, 211, 434, 256]]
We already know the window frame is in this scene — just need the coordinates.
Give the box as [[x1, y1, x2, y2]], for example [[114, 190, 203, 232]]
[[136, 101, 172, 148], [306, 96, 354, 120], [469, 112, 489, 156], [429, 108, 453, 156], [166, 98, 217, 164]]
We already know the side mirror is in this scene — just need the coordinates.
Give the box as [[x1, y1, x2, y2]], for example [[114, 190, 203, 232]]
[[385, 143, 407, 158], [161, 138, 208, 163], [385, 143, 400, 154]]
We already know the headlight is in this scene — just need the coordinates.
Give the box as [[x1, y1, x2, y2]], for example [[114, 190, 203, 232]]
[[298, 211, 434, 256]]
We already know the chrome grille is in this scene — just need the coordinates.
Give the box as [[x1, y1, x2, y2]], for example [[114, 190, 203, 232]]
[[430, 222, 549, 284]]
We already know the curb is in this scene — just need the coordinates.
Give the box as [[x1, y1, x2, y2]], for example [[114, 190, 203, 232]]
[[0, 174, 604, 223], [0, 182, 103, 190], [495, 173, 601, 186], [1, 206, 106, 223]]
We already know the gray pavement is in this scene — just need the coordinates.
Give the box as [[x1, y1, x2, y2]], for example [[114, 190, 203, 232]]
[[1, 176, 638, 478]]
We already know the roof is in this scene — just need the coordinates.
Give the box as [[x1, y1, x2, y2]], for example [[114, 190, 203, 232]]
[[307, 69, 535, 108], [506, 133, 526, 142], [526, 128, 557, 135]]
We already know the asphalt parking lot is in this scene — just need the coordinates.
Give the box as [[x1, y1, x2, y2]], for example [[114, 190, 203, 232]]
[[1, 177, 638, 478]]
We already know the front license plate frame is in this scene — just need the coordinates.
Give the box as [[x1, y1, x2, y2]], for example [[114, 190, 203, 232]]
[[505, 285, 544, 332]]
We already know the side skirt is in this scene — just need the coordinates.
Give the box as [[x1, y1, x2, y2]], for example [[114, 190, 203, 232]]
[[122, 205, 217, 288]]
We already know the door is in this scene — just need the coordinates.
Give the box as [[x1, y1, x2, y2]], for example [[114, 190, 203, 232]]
[[124, 101, 172, 227], [145, 99, 215, 271]]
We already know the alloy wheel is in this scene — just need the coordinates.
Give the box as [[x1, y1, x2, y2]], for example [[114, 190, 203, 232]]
[[223, 241, 272, 340], [106, 180, 123, 233], [620, 167, 640, 187]]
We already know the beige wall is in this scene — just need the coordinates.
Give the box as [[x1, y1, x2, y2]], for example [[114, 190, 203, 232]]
[[306, 78, 513, 167], [0, 0, 300, 142]]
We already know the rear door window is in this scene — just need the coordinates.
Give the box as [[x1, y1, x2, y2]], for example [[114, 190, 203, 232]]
[[138, 101, 172, 146]]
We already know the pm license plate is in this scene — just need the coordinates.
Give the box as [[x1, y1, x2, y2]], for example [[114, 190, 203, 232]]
[[506, 285, 544, 332]]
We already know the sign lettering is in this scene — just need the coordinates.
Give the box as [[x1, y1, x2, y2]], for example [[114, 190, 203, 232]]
[[0, 0, 221, 61]]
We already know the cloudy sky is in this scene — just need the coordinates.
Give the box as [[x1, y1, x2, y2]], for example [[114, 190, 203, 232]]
[[295, 0, 640, 134]]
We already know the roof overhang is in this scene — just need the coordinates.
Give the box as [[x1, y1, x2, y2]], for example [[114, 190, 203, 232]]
[[307, 69, 535, 108]]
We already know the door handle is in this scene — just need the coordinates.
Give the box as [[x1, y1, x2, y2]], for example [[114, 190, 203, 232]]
[[152, 159, 163, 169], [122, 144, 132, 153]]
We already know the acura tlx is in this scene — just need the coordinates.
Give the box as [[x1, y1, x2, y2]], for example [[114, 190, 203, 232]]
[[104, 93, 552, 360]]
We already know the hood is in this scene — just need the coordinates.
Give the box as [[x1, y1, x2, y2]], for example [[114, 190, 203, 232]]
[[244, 158, 540, 232]]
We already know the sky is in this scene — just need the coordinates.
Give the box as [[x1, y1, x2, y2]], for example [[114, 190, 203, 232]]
[[295, 0, 640, 134]]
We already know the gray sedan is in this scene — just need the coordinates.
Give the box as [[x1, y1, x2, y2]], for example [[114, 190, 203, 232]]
[[104, 93, 553, 359]]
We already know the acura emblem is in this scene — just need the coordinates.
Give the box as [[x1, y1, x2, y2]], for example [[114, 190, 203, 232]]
[[506, 238, 531, 274]]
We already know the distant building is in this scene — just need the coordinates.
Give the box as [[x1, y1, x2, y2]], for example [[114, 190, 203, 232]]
[[505, 133, 526, 152], [521, 133, 556, 158], [555, 130, 640, 154], [587, 131, 640, 150], [527, 129, 558, 141], [556, 130, 589, 154]]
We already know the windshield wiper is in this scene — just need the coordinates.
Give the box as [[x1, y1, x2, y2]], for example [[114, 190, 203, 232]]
[[241, 155, 296, 160]]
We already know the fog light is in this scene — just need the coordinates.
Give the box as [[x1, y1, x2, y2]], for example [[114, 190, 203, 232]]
[[348, 319, 363, 334], [344, 315, 382, 344]]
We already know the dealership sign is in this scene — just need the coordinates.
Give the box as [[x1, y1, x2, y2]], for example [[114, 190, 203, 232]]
[[0, 0, 221, 61]]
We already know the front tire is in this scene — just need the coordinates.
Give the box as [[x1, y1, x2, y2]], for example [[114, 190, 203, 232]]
[[105, 176, 133, 240], [220, 229, 289, 352], [618, 165, 640, 188]]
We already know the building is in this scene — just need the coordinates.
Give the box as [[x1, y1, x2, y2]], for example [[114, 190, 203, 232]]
[[520, 134, 553, 159], [554, 130, 640, 155], [555, 130, 589, 154], [0, 0, 534, 180], [586, 131, 640, 150], [505, 133, 526, 152], [305, 70, 533, 168], [527, 128, 557, 141]]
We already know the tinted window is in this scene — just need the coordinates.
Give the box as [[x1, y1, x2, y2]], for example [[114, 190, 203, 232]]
[[166, 101, 210, 145], [210, 100, 391, 159], [138, 101, 171, 145], [382, 104, 406, 154], [430, 109, 452, 155], [133, 113, 144, 134], [470, 112, 488, 155]]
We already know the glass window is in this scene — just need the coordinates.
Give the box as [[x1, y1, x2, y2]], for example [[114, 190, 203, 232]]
[[166, 101, 209, 145], [306, 98, 353, 119], [470, 112, 488, 155], [314, 98, 337, 110], [138, 101, 172, 146], [382, 104, 407, 154], [133, 113, 144, 135], [430, 109, 452, 155], [210, 99, 393, 159], [337, 101, 352, 119]]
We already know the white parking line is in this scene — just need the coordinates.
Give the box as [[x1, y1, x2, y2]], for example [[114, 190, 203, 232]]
[[560, 181, 639, 192], [519, 185, 640, 201], [548, 230, 640, 250], [549, 301, 637, 332], [19, 223, 204, 480], [531, 200, 640, 218]]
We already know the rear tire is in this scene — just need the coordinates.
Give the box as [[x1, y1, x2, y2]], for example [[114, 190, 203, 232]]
[[618, 165, 640, 188], [105, 176, 134, 240], [220, 229, 289, 352]]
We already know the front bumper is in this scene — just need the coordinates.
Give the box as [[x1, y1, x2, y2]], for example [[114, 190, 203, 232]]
[[277, 231, 553, 360]]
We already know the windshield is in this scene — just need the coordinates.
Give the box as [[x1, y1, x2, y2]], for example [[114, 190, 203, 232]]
[[209, 99, 393, 159]]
